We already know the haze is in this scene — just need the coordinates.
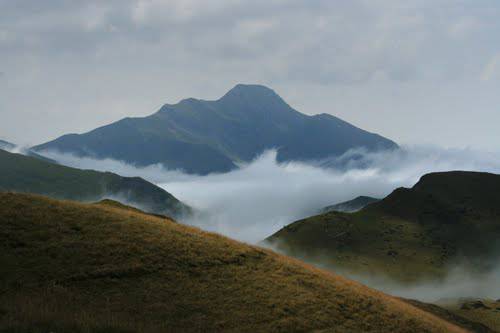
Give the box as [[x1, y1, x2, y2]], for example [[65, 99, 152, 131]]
[[41, 146, 500, 243]]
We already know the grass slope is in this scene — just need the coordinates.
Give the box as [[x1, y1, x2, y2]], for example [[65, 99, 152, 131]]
[[0, 149, 190, 218], [405, 299, 495, 333], [266, 171, 500, 282], [435, 299, 500, 332], [0, 192, 471, 333]]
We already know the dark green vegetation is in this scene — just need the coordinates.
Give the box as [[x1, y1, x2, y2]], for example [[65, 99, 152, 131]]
[[0, 149, 189, 218], [0, 193, 477, 332], [321, 195, 380, 213], [266, 171, 500, 282], [33, 84, 398, 174]]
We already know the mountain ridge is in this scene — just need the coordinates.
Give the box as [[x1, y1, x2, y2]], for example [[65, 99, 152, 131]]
[[33, 84, 398, 174], [321, 195, 381, 213], [0, 139, 15, 150], [0, 149, 190, 218], [265, 171, 500, 283]]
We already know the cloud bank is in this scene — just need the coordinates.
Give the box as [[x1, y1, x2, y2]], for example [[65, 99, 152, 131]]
[[40, 146, 500, 243], [36, 146, 500, 299]]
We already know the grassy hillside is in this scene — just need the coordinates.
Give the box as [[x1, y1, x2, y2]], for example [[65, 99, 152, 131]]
[[266, 171, 500, 283], [404, 299, 496, 333], [33, 84, 397, 174], [0, 192, 475, 333], [437, 299, 500, 332], [0, 149, 190, 218]]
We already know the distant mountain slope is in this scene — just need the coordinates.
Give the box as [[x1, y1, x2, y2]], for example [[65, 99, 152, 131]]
[[0, 149, 189, 218], [321, 196, 380, 213], [33, 84, 398, 174], [265, 171, 500, 282], [0, 138, 57, 163], [0, 139, 15, 150], [0, 192, 472, 332]]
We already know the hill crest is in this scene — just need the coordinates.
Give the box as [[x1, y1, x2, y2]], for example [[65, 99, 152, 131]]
[[0, 149, 190, 218], [266, 171, 500, 283], [0, 192, 471, 332]]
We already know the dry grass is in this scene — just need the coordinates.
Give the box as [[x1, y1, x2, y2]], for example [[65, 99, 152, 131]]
[[265, 211, 449, 283], [0, 192, 469, 332]]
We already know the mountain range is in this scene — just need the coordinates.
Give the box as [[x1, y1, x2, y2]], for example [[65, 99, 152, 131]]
[[0, 148, 189, 218], [265, 171, 500, 283], [33, 84, 398, 174]]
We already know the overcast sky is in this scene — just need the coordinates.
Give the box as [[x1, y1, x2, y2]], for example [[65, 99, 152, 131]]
[[1, 0, 500, 149]]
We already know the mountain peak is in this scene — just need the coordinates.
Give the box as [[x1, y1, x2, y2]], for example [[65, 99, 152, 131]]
[[219, 84, 284, 104], [160, 84, 282, 112], [34, 83, 398, 175], [228, 83, 275, 93]]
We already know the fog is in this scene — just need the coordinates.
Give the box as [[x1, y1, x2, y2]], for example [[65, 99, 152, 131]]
[[35, 145, 500, 300], [39, 145, 500, 243], [265, 248, 500, 302], [375, 265, 500, 302]]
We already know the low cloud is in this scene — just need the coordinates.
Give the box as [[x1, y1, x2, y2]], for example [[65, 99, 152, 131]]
[[39, 145, 500, 243], [382, 265, 500, 302], [35, 146, 500, 299], [282, 253, 500, 302]]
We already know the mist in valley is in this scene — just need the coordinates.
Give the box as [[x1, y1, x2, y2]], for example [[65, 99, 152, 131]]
[[266, 243, 500, 303], [39, 145, 500, 242], [38, 145, 500, 301]]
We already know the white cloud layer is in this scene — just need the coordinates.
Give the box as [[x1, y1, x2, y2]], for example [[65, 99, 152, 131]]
[[40, 145, 500, 243]]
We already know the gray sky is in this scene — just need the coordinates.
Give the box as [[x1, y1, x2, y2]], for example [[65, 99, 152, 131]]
[[1, 0, 500, 149]]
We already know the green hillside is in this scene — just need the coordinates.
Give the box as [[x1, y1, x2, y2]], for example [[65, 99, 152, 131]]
[[265, 171, 500, 283], [0, 192, 479, 332], [0, 149, 189, 218]]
